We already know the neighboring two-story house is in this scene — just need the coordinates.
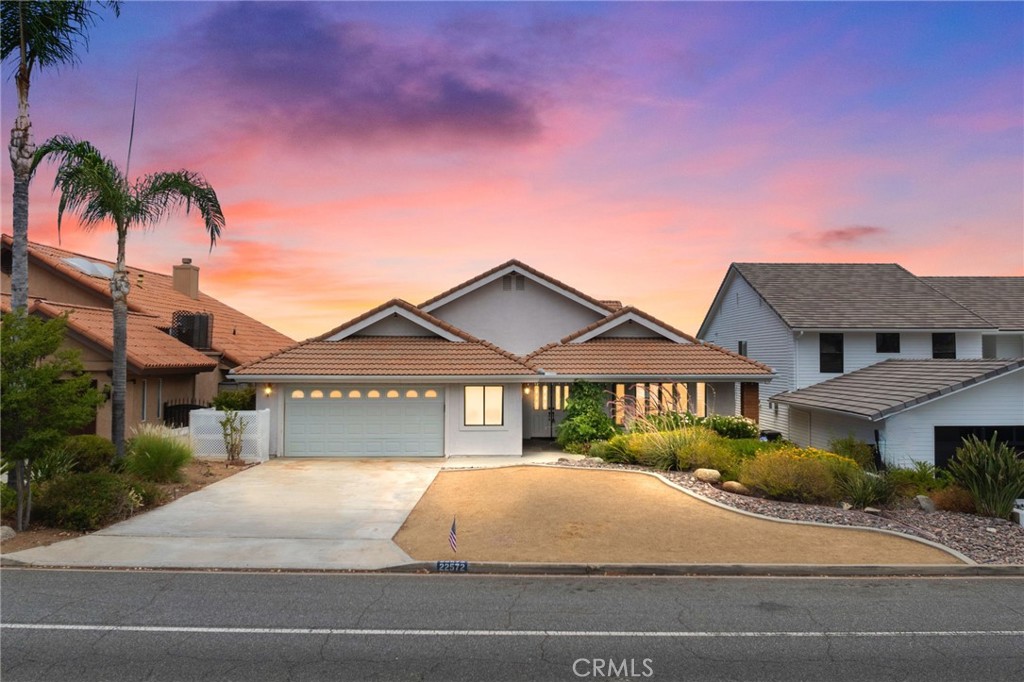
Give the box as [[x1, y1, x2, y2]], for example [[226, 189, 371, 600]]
[[1, 235, 295, 437], [698, 263, 1024, 467]]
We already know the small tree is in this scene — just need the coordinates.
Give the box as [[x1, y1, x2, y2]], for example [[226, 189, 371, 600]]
[[1, 310, 103, 529], [556, 380, 615, 453], [218, 408, 246, 463]]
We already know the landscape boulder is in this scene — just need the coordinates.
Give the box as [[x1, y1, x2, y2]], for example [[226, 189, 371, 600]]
[[915, 495, 936, 513], [721, 481, 750, 495], [0, 526, 15, 542], [694, 468, 722, 483]]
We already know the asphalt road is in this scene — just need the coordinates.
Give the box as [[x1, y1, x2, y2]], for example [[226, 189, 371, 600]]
[[2, 570, 1022, 681]]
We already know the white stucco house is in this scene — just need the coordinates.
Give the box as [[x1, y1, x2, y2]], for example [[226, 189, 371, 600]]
[[697, 263, 1024, 467], [232, 260, 773, 457]]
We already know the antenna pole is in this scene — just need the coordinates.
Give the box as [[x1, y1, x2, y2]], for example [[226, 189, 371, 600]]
[[126, 74, 139, 176]]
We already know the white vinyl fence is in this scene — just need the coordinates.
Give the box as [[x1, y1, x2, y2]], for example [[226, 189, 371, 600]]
[[189, 408, 270, 462]]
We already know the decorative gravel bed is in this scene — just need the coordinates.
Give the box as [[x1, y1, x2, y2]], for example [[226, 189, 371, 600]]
[[548, 458, 1024, 565]]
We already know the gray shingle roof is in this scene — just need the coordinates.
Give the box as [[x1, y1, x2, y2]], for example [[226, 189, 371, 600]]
[[770, 359, 1024, 421], [921, 277, 1024, 331], [732, 263, 992, 330]]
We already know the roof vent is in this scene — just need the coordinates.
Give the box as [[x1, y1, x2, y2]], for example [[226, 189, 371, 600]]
[[62, 257, 114, 279], [170, 311, 214, 350]]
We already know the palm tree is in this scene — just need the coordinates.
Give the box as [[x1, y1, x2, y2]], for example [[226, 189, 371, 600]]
[[1, 0, 119, 311], [33, 135, 225, 459]]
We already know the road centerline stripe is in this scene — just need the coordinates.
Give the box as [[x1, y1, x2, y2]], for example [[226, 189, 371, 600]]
[[3, 624, 1023, 638]]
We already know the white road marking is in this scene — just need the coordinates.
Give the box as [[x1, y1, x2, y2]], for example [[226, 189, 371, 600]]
[[3, 624, 1023, 638]]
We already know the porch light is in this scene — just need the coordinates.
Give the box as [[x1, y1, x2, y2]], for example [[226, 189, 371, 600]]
[[524, 386, 531, 395], [263, 384, 273, 397]]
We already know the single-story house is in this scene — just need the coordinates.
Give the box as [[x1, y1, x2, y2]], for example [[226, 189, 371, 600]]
[[232, 260, 774, 457]]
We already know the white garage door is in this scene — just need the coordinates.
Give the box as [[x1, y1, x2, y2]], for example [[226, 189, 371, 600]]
[[284, 386, 444, 457]]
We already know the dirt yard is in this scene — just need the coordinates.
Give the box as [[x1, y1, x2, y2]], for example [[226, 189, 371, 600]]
[[394, 466, 963, 565], [0, 459, 249, 555]]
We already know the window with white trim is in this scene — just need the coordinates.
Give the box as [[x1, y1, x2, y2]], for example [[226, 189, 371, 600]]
[[464, 385, 503, 426]]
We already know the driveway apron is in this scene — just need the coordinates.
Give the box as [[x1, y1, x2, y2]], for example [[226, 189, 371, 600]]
[[6, 459, 443, 570]]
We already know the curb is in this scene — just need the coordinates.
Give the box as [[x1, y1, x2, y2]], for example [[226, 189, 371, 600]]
[[386, 562, 1024, 578]]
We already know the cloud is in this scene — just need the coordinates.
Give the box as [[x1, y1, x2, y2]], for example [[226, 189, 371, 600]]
[[813, 225, 890, 246], [179, 2, 542, 147]]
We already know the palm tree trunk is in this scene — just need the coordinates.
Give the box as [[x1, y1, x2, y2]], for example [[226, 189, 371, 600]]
[[110, 226, 131, 460], [8, 67, 33, 312]]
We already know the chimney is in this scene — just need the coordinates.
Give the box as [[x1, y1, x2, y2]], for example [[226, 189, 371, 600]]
[[172, 258, 199, 299]]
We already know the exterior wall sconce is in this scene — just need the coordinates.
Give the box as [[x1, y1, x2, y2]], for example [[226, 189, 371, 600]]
[[523, 386, 532, 395], [263, 384, 273, 397]]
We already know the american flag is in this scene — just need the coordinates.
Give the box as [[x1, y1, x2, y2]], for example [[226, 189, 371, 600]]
[[449, 516, 458, 553]]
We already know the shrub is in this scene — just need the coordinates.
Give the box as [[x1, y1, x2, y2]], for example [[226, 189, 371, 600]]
[[931, 485, 976, 514], [124, 477, 165, 508], [64, 435, 117, 473], [828, 436, 876, 470], [703, 414, 760, 439], [34, 472, 142, 531], [556, 381, 616, 451], [739, 449, 838, 503], [720, 437, 783, 460], [628, 411, 698, 433], [948, 433, 1024, 519], [211, 386, 256, 411], [1, 484, 15, 519], [886, 461, 953, 497], [31, 445, 79, 483], [838, 469, 894, 509], [124, 424, 193, 483], [673, 427, 743, 479], [597, 434, 636, 464]]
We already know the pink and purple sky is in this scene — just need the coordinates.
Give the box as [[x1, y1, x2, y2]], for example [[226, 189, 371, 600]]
[[3, 1, 1022, 341]]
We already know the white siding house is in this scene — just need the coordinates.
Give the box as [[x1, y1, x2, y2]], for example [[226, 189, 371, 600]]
[[699, 264, 1023, 465]]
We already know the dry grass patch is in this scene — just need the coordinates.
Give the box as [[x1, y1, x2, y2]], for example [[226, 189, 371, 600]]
[[394, 466, 962, 565]]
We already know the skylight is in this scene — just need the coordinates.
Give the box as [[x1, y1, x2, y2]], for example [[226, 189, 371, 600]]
[[62, 257, 114, 279]]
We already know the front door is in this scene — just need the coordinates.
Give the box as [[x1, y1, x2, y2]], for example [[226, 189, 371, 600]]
[[740, 382, 759, 422], [522, 384, 571, 438]]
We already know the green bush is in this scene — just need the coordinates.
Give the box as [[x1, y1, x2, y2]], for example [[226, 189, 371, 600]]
[[739, 448, 838, 503], [838, 469, 895, 509], [64, 435, 117, 473], [35, 472, 142, 531], [211, 386, 256, 411], [124, 477, 166, 508], [720, 437, 783, 459], [592, 434, 636, 464], [828, 436, 876, 470], [124, 425, 193, 483], [1, 484, 15, 519], [556, 381, 615, 451], [948, 433, 1024, 519], [886, 461, 953, 497], [31, 445, 79, 483], [673, 427, 743, 479], [703, 414, 760, 439], [627, 411, 698, 433]]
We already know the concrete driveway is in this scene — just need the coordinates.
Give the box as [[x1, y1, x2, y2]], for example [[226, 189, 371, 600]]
[[5, 459, 443, 570]]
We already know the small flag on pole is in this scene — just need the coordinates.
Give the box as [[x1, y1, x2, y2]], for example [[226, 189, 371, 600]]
[[449, 516, 458, 553]]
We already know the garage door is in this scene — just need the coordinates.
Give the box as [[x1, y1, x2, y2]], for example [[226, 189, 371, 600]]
[[285, 386, 444, 457]]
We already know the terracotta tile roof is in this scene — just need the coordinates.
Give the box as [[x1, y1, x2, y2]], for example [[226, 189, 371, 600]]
[[599, 300, 623, 310], [232, 336, 538, 377], [419, 259, 615, 312], [29, 299, 218, 373], [729, 263, 992, 330], [525, 338, 773, 378], [770, 359, 1024, 420], [921, 276, 1024, 331], [4, 235, 295, 365]]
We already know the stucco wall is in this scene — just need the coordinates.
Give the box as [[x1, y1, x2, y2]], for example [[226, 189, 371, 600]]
[[2, 261, 111, 308], [445, 382, 524, 456]]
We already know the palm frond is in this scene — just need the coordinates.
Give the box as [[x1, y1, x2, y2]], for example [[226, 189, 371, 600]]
[[1, 1, 120, 75], [136, 170, 225, 248], [32, 134, 130, 239]]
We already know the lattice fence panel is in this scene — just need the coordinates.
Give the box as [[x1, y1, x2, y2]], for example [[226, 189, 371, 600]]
[[189, 408, 270, 462]]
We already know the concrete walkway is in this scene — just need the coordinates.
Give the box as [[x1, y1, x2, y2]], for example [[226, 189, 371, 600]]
[[4, 453, 578, 571]]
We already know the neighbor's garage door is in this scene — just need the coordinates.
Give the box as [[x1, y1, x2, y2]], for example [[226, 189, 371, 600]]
[[285, 386, 443, 457]]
